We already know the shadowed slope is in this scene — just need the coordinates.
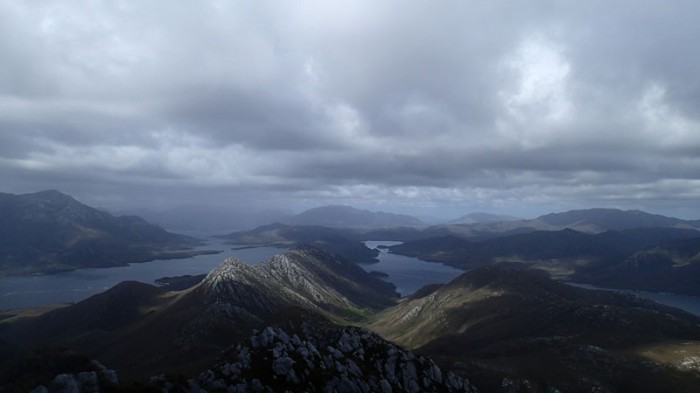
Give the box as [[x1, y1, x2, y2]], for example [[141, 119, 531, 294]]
[[371, 267, 700, 392]]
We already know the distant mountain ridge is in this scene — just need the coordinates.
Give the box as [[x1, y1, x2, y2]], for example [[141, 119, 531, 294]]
[[219, 223, 380, 262], [449, 212, 519, 224], [0, 190, 201, 275], [390, 226, 700, 295], [289, 205, 425, 228], [120, 204, 292, 232], [466, 208, 700, 234]]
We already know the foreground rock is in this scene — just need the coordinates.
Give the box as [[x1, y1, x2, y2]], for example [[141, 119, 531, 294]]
[[154, 315, 475, 393]]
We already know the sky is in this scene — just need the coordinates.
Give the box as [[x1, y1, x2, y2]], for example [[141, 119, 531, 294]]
[[1, 0, 700, 220]]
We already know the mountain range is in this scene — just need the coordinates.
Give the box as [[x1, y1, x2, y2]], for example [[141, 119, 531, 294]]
[[122, 204, 425, 232], [288, 205, 426, 228], [390, 226, 700, 295], [3, 192, 700, 391], [463, 207, 700, 234], [448, 212, 520, 224], [0, 190, 207, 276], [218, 223, 381, 263], [3, 250, 700, 392]]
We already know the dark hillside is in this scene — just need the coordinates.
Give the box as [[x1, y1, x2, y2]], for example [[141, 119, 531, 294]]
[[371, 266, 700, 393], [0, 190, 201, 275]]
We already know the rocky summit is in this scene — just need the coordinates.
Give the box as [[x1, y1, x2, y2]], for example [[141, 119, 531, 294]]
[[152, 317, 475, 393]]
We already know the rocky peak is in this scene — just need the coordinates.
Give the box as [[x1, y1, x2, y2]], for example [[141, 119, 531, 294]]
[[153, 322, 475, 393], [192, 246, 397, 327], [201, 257, 254, 291]]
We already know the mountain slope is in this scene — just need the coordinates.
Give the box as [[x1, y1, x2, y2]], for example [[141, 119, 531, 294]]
[[576, 235, 700, 295], [370, 266, 700, 392], [200, 245, 397, 314], [290, 205, 425, 228], [0, 246, 398, 378], [0, 190, 200, 275]]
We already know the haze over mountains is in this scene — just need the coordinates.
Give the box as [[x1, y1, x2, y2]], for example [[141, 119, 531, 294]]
[[449, 212, 520, 224], [288, 205, 426, 228]]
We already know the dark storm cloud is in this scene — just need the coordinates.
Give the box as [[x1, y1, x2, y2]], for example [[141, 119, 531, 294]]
[[1, 0, 700, 218]]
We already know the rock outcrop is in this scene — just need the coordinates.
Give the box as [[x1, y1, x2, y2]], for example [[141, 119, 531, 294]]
[[153, 320, 475, 393]]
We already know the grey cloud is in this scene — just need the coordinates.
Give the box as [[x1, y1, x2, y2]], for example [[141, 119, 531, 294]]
[[1, 0, 700, 218]]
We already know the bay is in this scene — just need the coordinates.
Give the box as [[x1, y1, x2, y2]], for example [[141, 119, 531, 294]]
[[0, 238, 284, 311], [569, 282, 700, 317], [361, 241, 464, 296]]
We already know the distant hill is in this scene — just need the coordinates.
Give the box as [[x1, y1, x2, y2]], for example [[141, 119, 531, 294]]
[[361, 208, 700, 244], [121, 205, 292, 232], [536, 208, 694, 232], [390, 227, 700, 294], [0, 190, 201, 275], [577, 235, 700, 294], [391, 227, 700, 266], [218, 223, 380, 262], [449, 212, 519, 224], [371, 266, 700, 392], [289, 205, 425, 228], [467, 208, 699, 234]]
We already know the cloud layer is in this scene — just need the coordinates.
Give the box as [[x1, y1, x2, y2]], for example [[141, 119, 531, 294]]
[[2, 0, 700, 218]]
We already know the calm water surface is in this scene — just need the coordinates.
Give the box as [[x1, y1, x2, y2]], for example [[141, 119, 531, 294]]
[[0, 238, 284, 310], [4, 238, 699, 318], [569, 282, 700, 317], [362, 241, 464, 296]]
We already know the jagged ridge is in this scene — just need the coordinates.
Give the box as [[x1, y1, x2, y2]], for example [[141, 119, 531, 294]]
[[199, 245, 397, 315], [155, 321, 474, 392]]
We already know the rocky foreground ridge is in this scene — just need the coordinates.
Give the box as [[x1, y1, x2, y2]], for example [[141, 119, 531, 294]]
[[26, 314, 475, 393], [154, 318, 475, 393]]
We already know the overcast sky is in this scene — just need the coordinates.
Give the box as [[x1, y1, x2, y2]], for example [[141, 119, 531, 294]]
[[1, 0, 700, 220]]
